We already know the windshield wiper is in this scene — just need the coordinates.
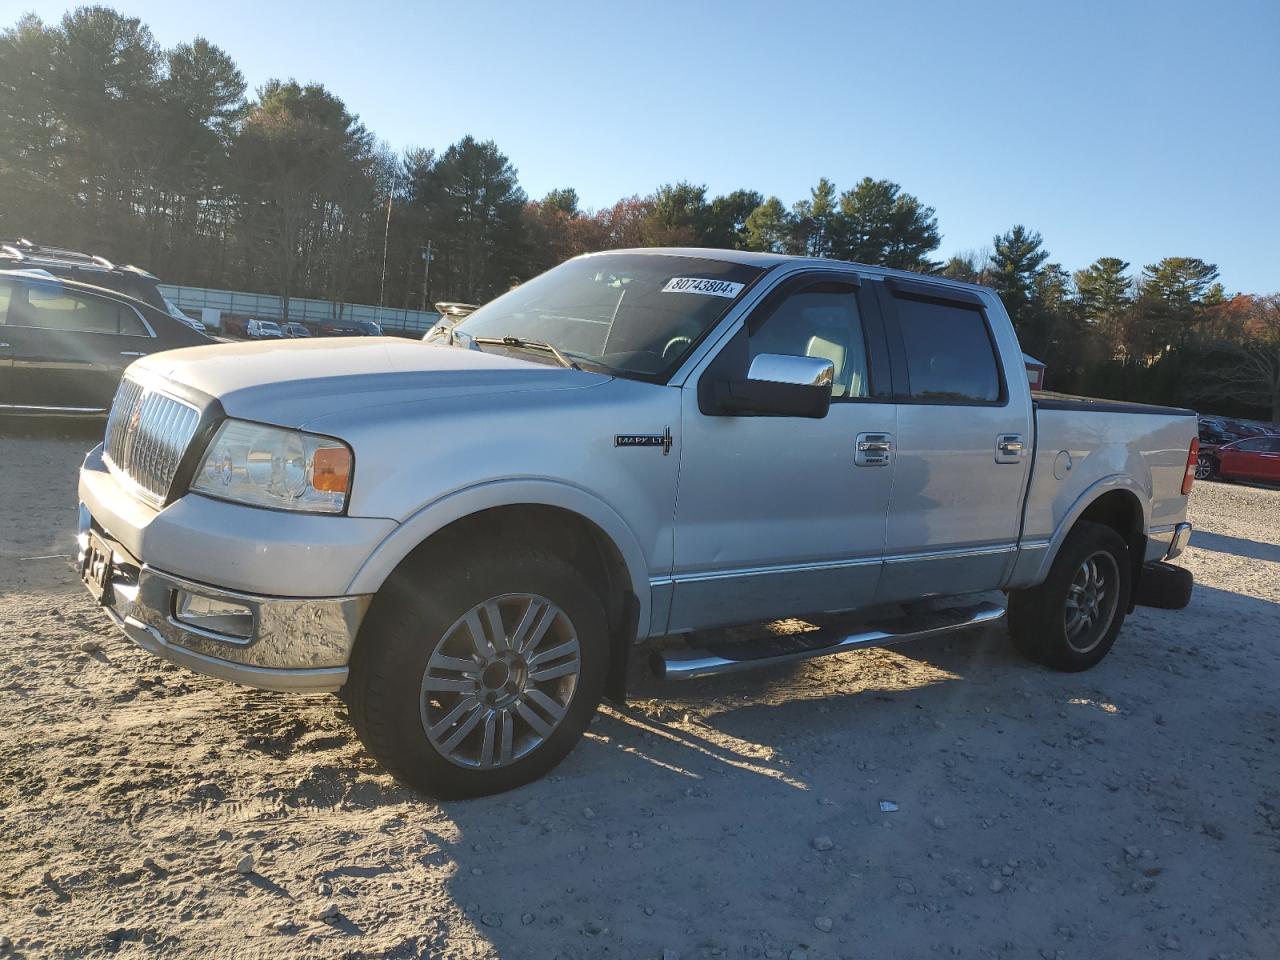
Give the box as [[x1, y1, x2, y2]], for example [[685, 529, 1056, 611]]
[[471, 335, 581, 370]]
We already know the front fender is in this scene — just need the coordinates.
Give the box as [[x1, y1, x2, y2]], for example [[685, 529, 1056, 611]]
[[345, 478, 655, 640]]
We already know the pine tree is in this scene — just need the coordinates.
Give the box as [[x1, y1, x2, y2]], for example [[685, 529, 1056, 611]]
[[990, 225, 1049, 332]]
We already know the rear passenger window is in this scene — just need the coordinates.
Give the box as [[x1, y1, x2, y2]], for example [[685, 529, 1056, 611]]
[[116, 306, 149, 337], [893, 295, 1002, 403]]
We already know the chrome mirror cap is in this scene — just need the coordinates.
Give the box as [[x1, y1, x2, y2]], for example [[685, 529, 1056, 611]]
[[748, 353, 835, 388]]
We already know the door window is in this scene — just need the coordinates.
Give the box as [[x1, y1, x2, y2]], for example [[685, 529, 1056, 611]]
[[893, 294, 1002, 403], [1234, 438, 1270, 453], [749, 282, 869, 398], [7, 281, 138, 335]]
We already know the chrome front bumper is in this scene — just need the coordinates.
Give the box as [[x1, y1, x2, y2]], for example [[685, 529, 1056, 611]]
[[78, 505, 370, 693]]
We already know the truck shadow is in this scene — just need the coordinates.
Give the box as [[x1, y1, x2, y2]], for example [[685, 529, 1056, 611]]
[[1188, 529, 1280, 563], [426, 578, 1278, 955]]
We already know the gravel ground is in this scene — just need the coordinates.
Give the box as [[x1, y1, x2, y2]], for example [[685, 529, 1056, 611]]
[[0, 423, 1277, 960]]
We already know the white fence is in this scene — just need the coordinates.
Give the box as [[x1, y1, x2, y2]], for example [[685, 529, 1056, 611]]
[[158, 284, 441, 335]]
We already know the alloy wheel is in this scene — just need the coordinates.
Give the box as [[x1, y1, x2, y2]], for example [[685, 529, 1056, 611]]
[[420, 593, 581, 769], [1063, 551, 1120, 653]]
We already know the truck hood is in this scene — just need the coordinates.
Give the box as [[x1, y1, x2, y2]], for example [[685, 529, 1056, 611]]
[[133, 337, 610, 428]]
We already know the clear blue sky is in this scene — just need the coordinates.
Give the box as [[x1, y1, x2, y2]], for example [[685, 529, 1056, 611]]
[[14, 0, 1280, 292]]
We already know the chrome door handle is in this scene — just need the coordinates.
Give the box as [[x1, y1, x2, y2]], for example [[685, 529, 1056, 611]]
[[996, 434, 1026, 463], [119, 351, 147, 357], [855, 432, 893, 466]]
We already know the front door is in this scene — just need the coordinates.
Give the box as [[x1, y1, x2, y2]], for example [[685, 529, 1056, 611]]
[[1, 278, 154, 411], [872, 278, 1033, 602], [667, 271, 897, 633]]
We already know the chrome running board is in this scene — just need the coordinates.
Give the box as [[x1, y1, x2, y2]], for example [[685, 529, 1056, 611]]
[[652, 599, 1006, 681]]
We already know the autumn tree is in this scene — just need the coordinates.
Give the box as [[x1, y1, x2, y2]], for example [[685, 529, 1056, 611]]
[[1196, 295, 1280, 424]]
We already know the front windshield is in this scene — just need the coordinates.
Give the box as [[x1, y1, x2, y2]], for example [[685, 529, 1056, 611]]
[[446, 253, 763, 380]]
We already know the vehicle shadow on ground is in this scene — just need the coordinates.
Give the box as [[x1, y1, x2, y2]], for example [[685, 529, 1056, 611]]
[[428, 578, 1280, 956], [0, 416, 105, 442], [1189, 529, 1280, 563]]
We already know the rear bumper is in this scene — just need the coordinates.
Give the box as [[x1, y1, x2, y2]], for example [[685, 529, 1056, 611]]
[[78, 503, 369, 694], [1146, 521, 1193, 562]]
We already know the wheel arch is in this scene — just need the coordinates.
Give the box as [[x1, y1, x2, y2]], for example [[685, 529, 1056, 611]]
[[346, 481, 651, 699], [1030, 477, 1150, 590]]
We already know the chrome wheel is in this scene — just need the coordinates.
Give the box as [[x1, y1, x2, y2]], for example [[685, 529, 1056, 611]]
[[1194, 454, 1214, 480], [420, 593, 581, 769], [1063, 551, 1119, 653]]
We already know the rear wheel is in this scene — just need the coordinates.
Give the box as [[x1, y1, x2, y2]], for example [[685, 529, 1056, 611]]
[[345, 545, 608, 798], [1008, 521, 1132, 671], [1195, 453, 1217, 480]]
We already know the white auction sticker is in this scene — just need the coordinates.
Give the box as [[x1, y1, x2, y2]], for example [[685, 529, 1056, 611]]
[[661, 277, 745, 298]]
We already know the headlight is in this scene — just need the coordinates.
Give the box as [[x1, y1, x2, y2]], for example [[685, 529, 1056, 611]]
[[191, 420, 352, 514]]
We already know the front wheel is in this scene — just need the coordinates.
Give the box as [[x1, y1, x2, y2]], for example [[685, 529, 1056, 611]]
[[1194, 453, 1217, 481], [345, 545, 609, 798], [1008, 521, 1132, 671]]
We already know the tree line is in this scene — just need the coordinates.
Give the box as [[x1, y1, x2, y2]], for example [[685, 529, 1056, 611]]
[[1, 7, 1275, 420]]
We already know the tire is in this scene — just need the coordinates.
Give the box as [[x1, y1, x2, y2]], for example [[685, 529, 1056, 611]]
[[1008, 521, 1132, 672], [345, 545, 609, 798], [1135, 561, 1194, 610], [1195, 453, 1217, 481]]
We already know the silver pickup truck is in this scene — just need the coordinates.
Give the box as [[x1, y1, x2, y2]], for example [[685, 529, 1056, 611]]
[[76, 248, 1198, 797]]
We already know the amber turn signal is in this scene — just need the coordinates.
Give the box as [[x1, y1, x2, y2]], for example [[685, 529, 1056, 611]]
[[311, 446, 352, 493]]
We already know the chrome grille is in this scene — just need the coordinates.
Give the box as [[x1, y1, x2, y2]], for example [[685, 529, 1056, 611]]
[[103, 378, 201, 504]]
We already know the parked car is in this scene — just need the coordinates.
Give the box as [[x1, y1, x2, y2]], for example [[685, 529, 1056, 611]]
[[163, 297, 207, 333], [318, 318, 383, 337], [76, 248, 1197, 798], [245, 318, 283, 339], [0, 270, 211, 414], [281, 322, 312, 338], [1196, 436, 1280, 483]]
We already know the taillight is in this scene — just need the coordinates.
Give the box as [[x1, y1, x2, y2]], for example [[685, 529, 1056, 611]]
[[1182, 437, 1199, 495]]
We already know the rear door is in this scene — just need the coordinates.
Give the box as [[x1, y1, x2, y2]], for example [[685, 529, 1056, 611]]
[[872, 278, 1033, 603]]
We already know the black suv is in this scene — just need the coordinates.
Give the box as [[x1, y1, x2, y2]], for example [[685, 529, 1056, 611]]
[[1, 266, 211, 415], [1, 239, 177, 312]]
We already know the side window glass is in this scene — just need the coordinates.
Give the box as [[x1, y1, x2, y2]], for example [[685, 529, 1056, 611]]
[[749, 283, 869, 398], [1236, 438, 1268, 452], [10, 283, 124, 334], [894, 295, 1001, 403], [116, 305, 150, 337]]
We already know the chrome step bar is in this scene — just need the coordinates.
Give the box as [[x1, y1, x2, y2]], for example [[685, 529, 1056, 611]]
[[652, 599, 1006, 681]]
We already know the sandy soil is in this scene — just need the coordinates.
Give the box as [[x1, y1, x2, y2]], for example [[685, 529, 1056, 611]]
[[1, 423, 1277, 960]]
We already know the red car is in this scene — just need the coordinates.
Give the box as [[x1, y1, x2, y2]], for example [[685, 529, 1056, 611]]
[[1197, 436, 1280, 484]]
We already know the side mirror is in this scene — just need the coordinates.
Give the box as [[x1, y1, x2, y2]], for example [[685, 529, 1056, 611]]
[[712, 353, 834, 418]]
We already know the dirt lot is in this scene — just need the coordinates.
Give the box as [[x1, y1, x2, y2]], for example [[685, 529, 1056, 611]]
[[1, 423, 1277, 960]]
